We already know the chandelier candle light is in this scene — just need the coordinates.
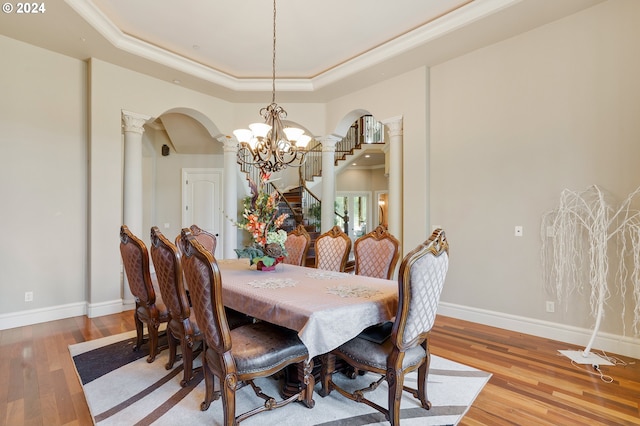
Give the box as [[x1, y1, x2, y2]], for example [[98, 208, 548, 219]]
[[233, 0, 312, 173]]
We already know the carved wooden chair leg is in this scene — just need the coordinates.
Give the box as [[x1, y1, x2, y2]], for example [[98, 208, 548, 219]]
[[387, 367, 403, 426], [200, 355, 218, 411], [146, 322, 160, 363], [222, 376, 237, 426], [415, 358, 430, 409], [133, 309, 144, 351], [165, 332, 178, 370], [180, 340, 194, 387]]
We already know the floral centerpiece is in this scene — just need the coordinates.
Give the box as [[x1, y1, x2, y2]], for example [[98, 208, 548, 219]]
[[234, 172, 289, 270]]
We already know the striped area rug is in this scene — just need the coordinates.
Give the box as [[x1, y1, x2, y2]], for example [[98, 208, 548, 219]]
[[69, 330, 490, 426]]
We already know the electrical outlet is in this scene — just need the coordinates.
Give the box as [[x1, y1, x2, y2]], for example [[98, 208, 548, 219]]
[[25, 291, 33, 302], [545, 301, 555, 313], [514, 226, 523, 237]]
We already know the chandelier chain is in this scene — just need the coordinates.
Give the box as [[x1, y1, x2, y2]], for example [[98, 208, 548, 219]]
[[233, 0, 309, 173], [271, 0, 276, 104]]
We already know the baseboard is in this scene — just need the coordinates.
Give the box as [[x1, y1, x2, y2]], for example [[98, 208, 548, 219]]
[[0, 302, 87, 330], [0, 299, 128, 329], [438, 302, 640, 359], [87, 299, 126, 318]]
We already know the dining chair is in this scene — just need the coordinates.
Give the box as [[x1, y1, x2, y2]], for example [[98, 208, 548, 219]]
[[353, 225, 400, 279], [283, 224, 311, 266], [149, 226, 203, 386], [119, 225, 170, 363], [314, 225, 351, 272], [320, 228, 449, 426], [175, 224, 216, 257], [180, 233, 315, 425], [177, 228, 253, 327]]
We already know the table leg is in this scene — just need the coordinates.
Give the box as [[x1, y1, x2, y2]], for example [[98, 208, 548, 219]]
[[282, 359, 316, 408], [318, 353, 336, 397]]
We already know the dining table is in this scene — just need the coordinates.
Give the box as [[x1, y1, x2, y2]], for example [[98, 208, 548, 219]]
[[217, 258, 399, 360], [216, 258, 399, 401]]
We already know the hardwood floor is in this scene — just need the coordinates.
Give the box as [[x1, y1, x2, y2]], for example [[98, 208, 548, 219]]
[[1, 313, 638, 425]]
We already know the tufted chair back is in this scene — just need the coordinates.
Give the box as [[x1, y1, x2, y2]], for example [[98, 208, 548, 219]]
[[150, 227, 190, 323], [175, 224, 217, 257], [120, 225, 155, 307], [354, 225, 400, 279], [284, 224, 311, 266], [150, 226, 203, 385], [119, 225, 169, 363], [394, 228, 449, 348], [314, 226, 351, 272], [180, 232, 232, 356]]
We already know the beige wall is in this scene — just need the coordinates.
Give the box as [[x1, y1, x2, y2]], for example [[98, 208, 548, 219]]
[[337, 168, 387, 193], [0, 35, 87, 314], [430, 0, 640, 345]]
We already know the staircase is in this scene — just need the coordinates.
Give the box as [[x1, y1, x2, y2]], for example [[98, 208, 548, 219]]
[[278, 186, 321, 266]]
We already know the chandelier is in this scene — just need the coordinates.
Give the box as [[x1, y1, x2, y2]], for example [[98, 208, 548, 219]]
[[233, 0, 311, 173]]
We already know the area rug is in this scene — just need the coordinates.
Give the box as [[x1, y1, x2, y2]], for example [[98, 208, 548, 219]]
[[69, 331, 490, 426]]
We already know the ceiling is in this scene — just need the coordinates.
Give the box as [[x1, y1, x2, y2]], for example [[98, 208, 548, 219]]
[[0, 0, 602, 103]]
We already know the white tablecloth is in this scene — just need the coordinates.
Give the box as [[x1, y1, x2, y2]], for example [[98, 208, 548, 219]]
[[217, 259, 398, 359]]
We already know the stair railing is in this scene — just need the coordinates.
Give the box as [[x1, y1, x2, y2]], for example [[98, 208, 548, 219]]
[[300, 115, 384, 182], [301, 141, 322, 182], [301, 185, 321, 232]]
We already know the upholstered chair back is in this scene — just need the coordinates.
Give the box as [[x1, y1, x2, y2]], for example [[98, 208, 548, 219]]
[[284, 224, 311, 266], [150, 227, 190, 323], [354, 225, 400, 279], [180, 232, 232, 355], [120, 225, 156, 307], [191, 224, 217, 255], [395, 228, 449, 347], [175, 224, 217, 257], [315, 226, 351, 272]]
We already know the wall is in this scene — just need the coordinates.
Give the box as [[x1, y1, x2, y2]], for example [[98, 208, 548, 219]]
[[337, 168, 387, 193], [0, 35, 87, 321], [430, 0, 640, 354]]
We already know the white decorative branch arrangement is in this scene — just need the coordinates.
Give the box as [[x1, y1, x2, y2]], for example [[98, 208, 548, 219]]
[[541, 185, 640, 360]]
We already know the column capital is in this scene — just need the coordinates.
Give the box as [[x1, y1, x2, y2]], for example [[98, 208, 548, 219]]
[[122, 110, 151, 134], [320, 135, 341, 152], [218, 135, 238, 153], [382, 116, 403, 138]]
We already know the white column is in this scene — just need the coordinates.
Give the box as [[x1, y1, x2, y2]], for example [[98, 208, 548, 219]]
[[221, 136, 238, 259], [121, 109, 150, 305], [383, 117, 403, 248], [320, 136, 339, 233]]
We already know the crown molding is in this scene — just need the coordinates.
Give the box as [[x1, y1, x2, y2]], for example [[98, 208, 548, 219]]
[[66, 0, 519, 93]]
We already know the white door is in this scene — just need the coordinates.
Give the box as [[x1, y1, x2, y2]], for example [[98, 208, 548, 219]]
[[182, 168, 223, 257]]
